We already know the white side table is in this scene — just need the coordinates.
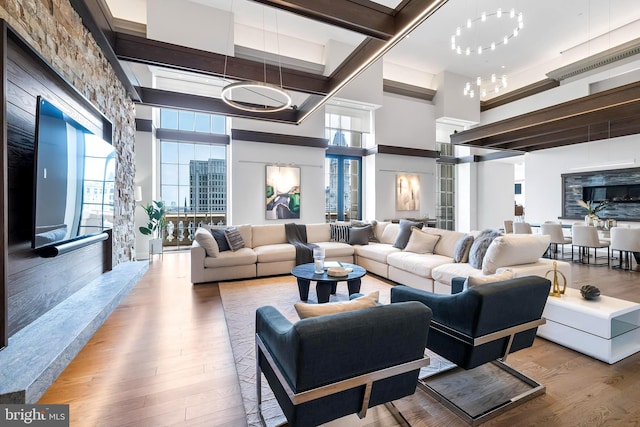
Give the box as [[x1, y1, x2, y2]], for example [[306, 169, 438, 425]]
[[537, 287, 640, 364]]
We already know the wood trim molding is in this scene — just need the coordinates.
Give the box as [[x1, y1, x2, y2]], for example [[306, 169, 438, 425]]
[[480, 78, 559, 111], [231, 129, 327, 148], [1, 21, 8, 348], [156, 129, 230, 145], [383, 79, 436, 101], [135, 86, 299, 124], [326, 146, 368, 157], [452, 80, 640, 152], [375, 144, 440, 158], [135, 118, 152, 133]]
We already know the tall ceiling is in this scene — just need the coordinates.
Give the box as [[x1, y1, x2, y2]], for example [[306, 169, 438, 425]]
[[104, 0, 640, 95]]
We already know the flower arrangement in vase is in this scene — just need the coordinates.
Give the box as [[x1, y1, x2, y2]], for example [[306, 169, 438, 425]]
[[576, 199, 608, 226]]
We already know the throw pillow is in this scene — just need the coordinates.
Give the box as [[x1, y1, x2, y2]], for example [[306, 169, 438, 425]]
[[463, 269, 514, 290], [294, 291, 379, 319], [351, 220, 378, 242], [348, 225, 371, 245], [453, 234, 474, 263], [468, 229, 501, 269], [330, 223, 350, 243], [393, 219, 423, 249], [224, 226, 245, 251], [403, 227, 440, 254], [194, 227, 219, 257], [481, 234, 551, 275], [210, 228, 231, 252]]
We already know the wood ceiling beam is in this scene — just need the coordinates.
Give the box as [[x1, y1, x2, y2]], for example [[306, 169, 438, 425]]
[[451, 81, 640, 151], [248, 0, 396, 41], [135, 86, 299, 124], [114, 33, 331, 96]]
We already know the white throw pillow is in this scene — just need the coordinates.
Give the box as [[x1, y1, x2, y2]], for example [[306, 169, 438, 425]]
[[464, 270, 514, 290], [294, 291, 379, 319], [403, 227, 441, 254], [482, 234, 551, 275], [194, 227, 219, 257]]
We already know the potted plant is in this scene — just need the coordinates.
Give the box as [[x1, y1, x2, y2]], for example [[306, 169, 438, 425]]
[[139, 200, 166, 255], [577, 199, 608, 226]]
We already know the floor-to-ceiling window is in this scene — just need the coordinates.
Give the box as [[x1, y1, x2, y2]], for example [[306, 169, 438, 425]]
[[437, 142, 455, 230], [158, 109, 228, 250], [324, 106, 370, 221]]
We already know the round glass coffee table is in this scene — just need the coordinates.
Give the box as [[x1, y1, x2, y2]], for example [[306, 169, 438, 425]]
[[291, 263, 366, 303]]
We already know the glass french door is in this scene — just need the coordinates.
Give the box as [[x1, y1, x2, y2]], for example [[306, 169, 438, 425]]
[[325, 155, 361, 222]]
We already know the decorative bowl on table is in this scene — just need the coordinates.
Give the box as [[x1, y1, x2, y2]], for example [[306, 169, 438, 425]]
[[327, 266, 352, 277]]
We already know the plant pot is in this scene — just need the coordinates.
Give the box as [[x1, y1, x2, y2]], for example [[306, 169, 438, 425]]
[[149, 238, 163, 255]]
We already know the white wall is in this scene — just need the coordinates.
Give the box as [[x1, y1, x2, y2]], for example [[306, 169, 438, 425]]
[[372, 154, 437, 221], [523, 134, 639, 225], [230, 140, 326, 225], [476, 161, 515, 230], [376, 93, 436, 150]]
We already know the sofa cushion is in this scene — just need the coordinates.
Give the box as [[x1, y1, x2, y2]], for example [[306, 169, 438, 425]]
[[464, 269, 515, 289], [349, 225, 371, 245], [431, 262, 482, 286], [330, 223, 350, 243], [379, 223, 399, 244], [421, 228, 468, 258], [306, 223, 331, 243], [354, 243, 400, 263], [403, 227, 440, 254], [203, 247, 257, 268], [482, 234, 551, 274], [351, 220, 378, 242], [253, 244, 296, 263], [393, 219, 423, 249], [468, 229, 501, 269], [387, 252, 453, 278], [252, 224, 287, 248], [453, 234, 474, 263], [225, 227, 245, 251], [210, 228, 231, 252], [195, 227, 219, 257], [314, 242, 355, 258], [294, 291, 379, 319], [373, 221, 391, 243]]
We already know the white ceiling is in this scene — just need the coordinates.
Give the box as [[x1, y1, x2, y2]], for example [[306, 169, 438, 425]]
[[105, 0, 640, 97]]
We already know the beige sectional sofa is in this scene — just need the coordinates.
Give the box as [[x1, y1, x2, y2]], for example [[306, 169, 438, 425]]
[[191, 221, 572, 294]]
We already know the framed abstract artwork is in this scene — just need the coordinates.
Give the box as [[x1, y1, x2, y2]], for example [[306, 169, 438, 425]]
[[396, 174, 420, 211], [266, 165, 301, 219]]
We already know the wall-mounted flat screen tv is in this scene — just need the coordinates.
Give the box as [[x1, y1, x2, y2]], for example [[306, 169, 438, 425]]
[[32, 97, 115, 249]]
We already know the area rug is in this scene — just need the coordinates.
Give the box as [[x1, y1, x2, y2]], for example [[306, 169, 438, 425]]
[[219, 274, 453, 427]]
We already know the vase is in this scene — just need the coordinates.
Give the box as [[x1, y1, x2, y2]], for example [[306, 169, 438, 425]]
[[584, 214, 598, 226]]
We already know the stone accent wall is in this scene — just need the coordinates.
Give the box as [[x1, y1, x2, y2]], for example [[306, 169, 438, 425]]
[[0, 0, 136, 264]]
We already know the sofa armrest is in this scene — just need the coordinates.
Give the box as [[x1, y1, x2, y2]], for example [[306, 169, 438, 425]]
[[190, 244, 206, 284]]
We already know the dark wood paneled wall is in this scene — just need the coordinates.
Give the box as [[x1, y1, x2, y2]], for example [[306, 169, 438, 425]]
[[1, 23, 112, 344]]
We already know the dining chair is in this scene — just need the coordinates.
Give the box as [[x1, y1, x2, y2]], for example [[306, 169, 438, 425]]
[[540, 223, 572, 259], [504, 220, 514, 234], [513, 222, 532, 234], [610, 227, 640, 271], [571, 225, 610, 266]]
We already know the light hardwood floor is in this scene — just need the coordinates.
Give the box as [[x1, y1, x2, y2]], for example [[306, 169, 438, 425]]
[[39, 251, 640, 426]]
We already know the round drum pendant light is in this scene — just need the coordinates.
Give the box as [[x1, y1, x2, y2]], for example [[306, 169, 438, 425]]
[[221, 80, 292, 113]]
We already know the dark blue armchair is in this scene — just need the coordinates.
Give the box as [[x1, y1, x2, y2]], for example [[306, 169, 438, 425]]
[[391, 276, 551, 425], [255, 301, 432, 427]]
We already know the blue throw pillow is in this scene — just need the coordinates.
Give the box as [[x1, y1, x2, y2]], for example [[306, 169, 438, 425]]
[[468, 230, 500, 269], [453, 234, 474, 263], [393, 219, 423, 249], [210, 228, 231, 252]]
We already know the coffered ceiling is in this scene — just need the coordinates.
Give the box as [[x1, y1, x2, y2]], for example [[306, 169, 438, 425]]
[[81, 0, 640, 151]]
